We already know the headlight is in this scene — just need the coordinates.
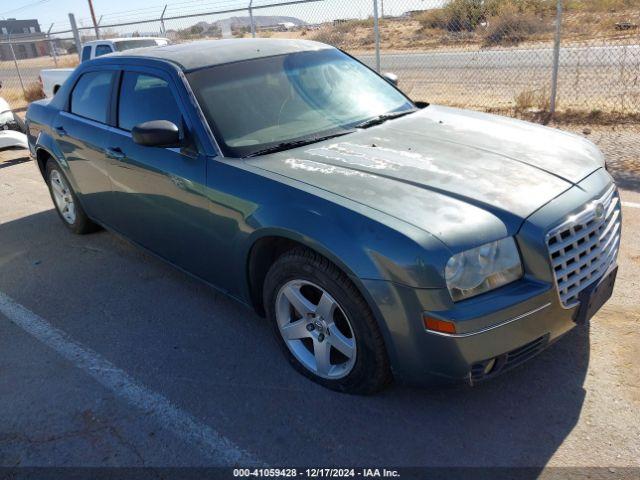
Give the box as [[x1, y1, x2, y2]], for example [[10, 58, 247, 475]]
[[445, 237, 523, 302]]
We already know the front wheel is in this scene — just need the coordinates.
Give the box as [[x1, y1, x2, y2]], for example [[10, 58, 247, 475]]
[[264, 248, 392, 394], [46, 160, 99, 234]]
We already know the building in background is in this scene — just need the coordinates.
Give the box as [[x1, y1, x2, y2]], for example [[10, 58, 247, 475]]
[[0, 19, 46, 60]]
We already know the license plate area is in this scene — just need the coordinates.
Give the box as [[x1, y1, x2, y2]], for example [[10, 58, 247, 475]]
[[574, 265, 618, 324]]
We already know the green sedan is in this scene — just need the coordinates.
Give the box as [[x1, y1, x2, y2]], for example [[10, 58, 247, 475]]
[[25, 39, 621, 393]]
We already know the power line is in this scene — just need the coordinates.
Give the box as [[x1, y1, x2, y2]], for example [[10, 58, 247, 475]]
[[0, 0, 51, 17]]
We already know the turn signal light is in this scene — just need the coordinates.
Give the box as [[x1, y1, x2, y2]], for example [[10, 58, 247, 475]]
[[423, 315, 457, 334]]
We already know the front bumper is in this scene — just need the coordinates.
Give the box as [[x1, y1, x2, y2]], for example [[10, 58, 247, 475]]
[[362, 279, 576, 385]]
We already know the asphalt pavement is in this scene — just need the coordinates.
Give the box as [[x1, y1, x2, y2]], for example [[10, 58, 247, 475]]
[[0, 148, 639, 470]]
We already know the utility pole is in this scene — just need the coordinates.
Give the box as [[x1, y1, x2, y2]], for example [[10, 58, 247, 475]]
[[87, 0, 100, 39], [69, 13, 82, 60]]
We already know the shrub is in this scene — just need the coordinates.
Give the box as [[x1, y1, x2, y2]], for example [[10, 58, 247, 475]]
[[418, 0, 556, 33], [418, 0, 489, 32], [514, 89, 536, 110], [483, 10, 543, 45], [417, 8, 452, 30], [24, 82, 45, 103], [566, 0, 640, 12], [332, 18, 374, 36], [446, 0, 487, 31], [311, 28, 343, 47], [58, 56, 79, 68], [514, 87, 550, 112]]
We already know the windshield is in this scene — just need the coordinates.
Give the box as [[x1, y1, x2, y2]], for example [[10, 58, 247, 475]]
[[187, 48, 414, 157], [114, 39, 164, 51]]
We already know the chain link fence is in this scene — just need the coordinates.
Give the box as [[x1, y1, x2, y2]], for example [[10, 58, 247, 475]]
[[1, 0, 638, 183]]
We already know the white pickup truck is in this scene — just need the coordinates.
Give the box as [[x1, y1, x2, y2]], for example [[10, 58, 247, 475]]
[[39, 37, 169, 98]]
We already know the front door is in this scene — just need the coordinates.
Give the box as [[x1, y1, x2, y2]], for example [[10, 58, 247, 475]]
[[54, 69, 116, 223], [105, 68, 213, 280]]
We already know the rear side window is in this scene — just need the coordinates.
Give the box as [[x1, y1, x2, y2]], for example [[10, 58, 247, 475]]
[[81, 46, 91, 62], [94, 45, 113, 57], [118, 72, 182, 131], [70, 71, 115, 123]]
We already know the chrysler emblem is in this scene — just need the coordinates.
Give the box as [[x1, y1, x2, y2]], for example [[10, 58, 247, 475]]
[[594, 202, 605, 220]]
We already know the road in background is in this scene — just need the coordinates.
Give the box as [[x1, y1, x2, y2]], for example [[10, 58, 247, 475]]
[[358, 44, 640, 109]]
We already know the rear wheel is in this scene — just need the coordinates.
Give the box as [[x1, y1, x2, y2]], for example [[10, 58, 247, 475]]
[[264, 248, 391, 394], [46, 160, 99, 234]]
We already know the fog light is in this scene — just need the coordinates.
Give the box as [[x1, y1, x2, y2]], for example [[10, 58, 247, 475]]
[[423, 315, 456, 334], [483, 358, 497, 375]]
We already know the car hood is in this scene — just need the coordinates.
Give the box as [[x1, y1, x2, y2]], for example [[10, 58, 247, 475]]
[[247, 105, 604, 249]]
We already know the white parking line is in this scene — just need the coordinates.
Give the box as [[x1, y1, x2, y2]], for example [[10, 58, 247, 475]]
[[0, 290, 261, 467], [622, 201, 640, 209]]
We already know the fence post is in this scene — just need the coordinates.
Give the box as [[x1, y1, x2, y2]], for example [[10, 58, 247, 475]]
[[47, 23, 58, 67], [7, 33, 27, 98], [249, 0, 256, 38], [549, 0, 563, 120], [372, 0, 380, 72], [69, 13, 82, 61], [160, 5, 168, 35]]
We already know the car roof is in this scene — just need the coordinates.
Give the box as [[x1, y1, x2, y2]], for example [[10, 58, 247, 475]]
[[109, 38, 332, 72]]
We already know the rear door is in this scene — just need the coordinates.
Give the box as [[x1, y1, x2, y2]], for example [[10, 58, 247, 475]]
[[105, 67, 213, 279], [53, 69, 117, 224]]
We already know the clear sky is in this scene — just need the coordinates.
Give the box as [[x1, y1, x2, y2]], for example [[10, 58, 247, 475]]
[[1, 0, 166, 28], [1, 0, 438, 33]]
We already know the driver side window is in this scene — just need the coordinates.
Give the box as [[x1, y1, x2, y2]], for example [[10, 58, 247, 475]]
[[118, 72, 183, 132]]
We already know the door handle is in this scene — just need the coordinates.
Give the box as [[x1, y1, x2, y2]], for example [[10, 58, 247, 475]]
[[105, 146, 125, 160], [54, 126, 67, 137]]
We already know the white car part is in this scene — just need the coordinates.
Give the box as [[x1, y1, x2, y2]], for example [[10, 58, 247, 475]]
[[0, 130, 28, 150]]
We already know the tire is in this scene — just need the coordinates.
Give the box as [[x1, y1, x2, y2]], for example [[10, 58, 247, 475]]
[[45, 159, 99, 234], [264, 247, 392, 394]]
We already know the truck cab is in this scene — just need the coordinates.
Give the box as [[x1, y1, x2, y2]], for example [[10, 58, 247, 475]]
[[40, 37, 169, 98], [79, 38, 170, 62]]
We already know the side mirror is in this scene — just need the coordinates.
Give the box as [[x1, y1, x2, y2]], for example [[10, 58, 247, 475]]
[[383, 72, 398, 86], [132, 120, 180, 147]]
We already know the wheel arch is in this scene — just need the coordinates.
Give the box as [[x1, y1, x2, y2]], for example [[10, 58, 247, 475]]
[[35, 146, 53, 179], [245, 231, 365, 317], [244, 229, 401, 383]]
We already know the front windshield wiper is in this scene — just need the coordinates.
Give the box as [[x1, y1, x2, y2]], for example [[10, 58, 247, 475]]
[[355, 109, 418, 129], [245, 130, 354, 158]]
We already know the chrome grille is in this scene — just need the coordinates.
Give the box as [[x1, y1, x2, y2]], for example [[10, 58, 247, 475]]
[[546, 185, 621, 308]]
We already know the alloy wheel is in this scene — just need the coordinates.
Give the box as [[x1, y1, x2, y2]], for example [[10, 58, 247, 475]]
[[49, 169, 76, 224], [275, 279, 357, 379]]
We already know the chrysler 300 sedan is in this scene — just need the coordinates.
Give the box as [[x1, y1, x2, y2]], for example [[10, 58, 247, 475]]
[[25, 39, 621, 394]]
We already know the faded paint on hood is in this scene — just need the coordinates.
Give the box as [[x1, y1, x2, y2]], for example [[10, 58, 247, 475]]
[[247, 105, 604, 249]]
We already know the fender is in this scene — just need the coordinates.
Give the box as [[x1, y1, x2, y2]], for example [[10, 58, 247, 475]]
[[239, 209, 448, 375], [243, 202, 449, 287]]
